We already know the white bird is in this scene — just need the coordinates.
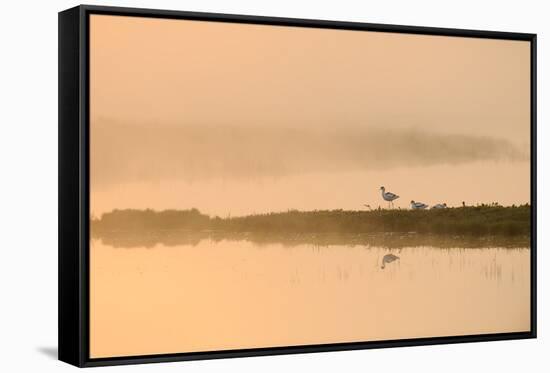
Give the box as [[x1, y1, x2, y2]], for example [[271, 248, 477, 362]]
[[431, 203, 447, 209], [381, 253, 400, 269], [380, 186, 399, 208], [410, 200, 429, 210]]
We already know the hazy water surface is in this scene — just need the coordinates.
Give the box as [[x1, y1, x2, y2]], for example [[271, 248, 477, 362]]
[[90, 238, 530, 358]]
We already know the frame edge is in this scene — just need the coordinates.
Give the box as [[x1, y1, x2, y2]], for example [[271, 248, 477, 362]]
[[58, 5, 85, 368], [530, 33, 537, 338], [79, 4, 536, 40]]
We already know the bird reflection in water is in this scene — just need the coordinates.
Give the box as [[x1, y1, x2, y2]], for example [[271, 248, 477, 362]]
[[381, 253, 400, 269]]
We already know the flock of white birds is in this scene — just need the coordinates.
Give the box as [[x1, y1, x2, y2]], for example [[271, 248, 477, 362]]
[[379, 186, 447, 210]]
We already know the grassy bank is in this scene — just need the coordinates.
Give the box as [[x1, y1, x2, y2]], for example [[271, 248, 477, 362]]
[[92, 205, 530, 238]]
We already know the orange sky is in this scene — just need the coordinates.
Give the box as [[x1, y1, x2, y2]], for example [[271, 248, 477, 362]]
[[90, 15, 531, 216]]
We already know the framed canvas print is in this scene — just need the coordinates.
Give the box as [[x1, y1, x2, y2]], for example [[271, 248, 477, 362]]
[[58, 5, 537, 367]]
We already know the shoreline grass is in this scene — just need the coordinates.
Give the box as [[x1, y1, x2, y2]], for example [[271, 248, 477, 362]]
[[91, 205, 530, 248]]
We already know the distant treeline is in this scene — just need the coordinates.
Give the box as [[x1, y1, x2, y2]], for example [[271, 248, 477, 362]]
[[92, 205, 530, 237]]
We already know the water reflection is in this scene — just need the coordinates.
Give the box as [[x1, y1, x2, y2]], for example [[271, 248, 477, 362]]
[[381, 253, 400, 269], [91, 229, 529, 249], [90, 236, 530, 358]]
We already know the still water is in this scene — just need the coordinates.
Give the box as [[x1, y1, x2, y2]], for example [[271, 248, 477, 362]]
[[90, 237, 530, 358]]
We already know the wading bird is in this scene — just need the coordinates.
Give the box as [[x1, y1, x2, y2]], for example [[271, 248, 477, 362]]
[[410, 200, 429, 209], [432, 203, 447, 209], [381, 253, 400, 269], [380, 186, 399, 208]]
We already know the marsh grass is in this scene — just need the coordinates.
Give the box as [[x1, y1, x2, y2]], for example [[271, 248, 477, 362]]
[[220, 205, 530, 236], [91, 205, 530, 248]]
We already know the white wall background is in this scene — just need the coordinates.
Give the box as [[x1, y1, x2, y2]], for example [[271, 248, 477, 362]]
[[0, 0, 547, 371]]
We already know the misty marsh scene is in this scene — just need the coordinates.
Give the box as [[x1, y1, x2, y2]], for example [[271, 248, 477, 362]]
[[88, 15, 531, 358]]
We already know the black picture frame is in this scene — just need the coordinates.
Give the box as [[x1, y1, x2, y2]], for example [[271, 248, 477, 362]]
[[58, 4, 537, 368]]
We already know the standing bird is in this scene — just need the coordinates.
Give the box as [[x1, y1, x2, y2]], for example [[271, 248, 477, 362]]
[[381, 253, 400, 269], [410, 200, 429, 209], [380, 186, 399, 209], [431, 203, 447, 209]]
